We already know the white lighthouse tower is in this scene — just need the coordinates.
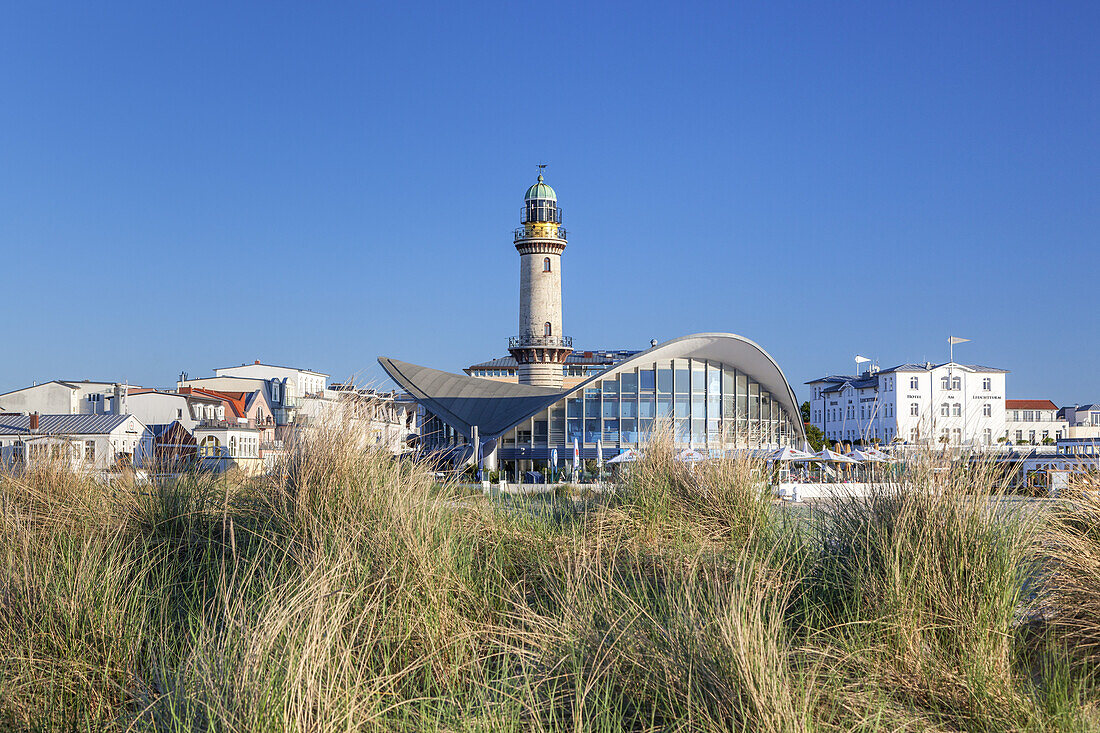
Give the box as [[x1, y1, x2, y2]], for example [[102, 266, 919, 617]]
[[508, 167, 572, 388]]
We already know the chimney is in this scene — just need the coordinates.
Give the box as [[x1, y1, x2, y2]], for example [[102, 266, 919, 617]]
[[255, 359, 261, 365], [29, 412, 39, 431], [112, 383, 127, 415]]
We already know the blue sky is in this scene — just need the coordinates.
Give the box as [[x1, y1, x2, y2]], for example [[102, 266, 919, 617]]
[[1, 2, 1097, 404]]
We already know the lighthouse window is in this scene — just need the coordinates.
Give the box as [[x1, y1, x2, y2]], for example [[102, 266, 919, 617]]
[[544, 322, 552, 336], [543, 257, 551, 272]]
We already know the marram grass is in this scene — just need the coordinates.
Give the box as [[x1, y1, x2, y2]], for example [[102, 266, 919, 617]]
[[1, 425, 1099, 731]]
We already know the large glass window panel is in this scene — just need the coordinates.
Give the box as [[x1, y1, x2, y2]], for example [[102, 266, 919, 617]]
[[723, 368, 735, 398], [737, 375, 749, 420], [658, 396, 673, 418], [749, 383, 760, 419], [691, 366, 706, 393], [602, 400, 618, 418], [585, 398, 600, 418], [621, 399, 637, 418], [602, 379, 618, 395], [692, 419, 705, 444], [620, 371, 638, 394], [692, 395, 704, 418], [657, 363, 673, 392], [708, 363, 721, 395], [639, 396, 655, 419], [568, 419, 582, 442], [707, 419, 720, 443], [707, 395, 720, 420], [639, 418, 654, 440], [534, 420, 548, 443], [675, 396, 690, 418], [621, 418, 638, 443], [675, 360, 690, 393], [640, 368, 656, 391], [602, 420, 619, 442], [567, 397, 582, 418], [676, 419, 690, 443], [584, 419, 600, 443]]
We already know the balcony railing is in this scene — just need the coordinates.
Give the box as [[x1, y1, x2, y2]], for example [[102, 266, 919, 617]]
[[509, 334, 573, 350], [514, 226, 567, 242]]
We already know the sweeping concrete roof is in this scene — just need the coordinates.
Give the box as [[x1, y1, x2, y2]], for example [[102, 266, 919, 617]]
[[379, 333, 806, 444]]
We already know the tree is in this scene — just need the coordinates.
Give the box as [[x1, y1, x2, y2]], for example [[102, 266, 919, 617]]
[[801, 402, 827, 450], [805, 423, 827, 451]]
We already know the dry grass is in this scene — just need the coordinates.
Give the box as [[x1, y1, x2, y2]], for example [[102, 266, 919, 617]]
[[1, 422, 1099, 731]]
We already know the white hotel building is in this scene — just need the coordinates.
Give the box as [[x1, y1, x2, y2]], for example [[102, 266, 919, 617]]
[[806, 362, 1007, 446]]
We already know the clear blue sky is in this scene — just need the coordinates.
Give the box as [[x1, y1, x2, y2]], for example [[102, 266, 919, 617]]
[[2, 2, 1097, 404]]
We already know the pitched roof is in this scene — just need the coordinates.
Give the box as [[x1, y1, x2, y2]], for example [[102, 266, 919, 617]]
[[0, 413, 134, 436], [1006, 399, 1058, 411], [178, 387, 247, 418]]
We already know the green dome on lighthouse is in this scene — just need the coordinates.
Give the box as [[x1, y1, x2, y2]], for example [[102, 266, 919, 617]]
[[524, 174, 557, 201]]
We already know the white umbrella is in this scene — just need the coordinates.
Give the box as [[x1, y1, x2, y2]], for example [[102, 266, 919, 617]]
[[865, 447, 895, 462], [847, 449, 885, 462], [815, 448, 860, 464], [770, 446, 816, 462], [675, 448, 707, 463], [607, 448, 641, 464]]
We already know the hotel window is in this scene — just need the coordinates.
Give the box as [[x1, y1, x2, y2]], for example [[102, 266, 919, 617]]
[[940, 403, 949, 417], [1015, 430, 1022, 442], [911, 403, 919, 416], [1029, 430, 1036, 443], [951, 377, 961, 390], [910, 377, 919, 390], [982, 403, 992, 417], [543, 257, 551, 272], [953, 428, 962, 443], [983, 428, 992, 444], [84, 440, 95, 461], [982, 378, 991, 391], [941, 376, 950, 389], [952, 403, 961, 417]]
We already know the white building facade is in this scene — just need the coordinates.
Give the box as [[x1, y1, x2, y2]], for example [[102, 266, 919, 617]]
[[0, 380, 132, 416], [0, 413, 148, 471], [1004, 400, 1068, 445], [807, 362, 1007, 447]]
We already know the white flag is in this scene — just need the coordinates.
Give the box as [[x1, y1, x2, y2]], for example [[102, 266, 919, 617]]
[[948, 337, 970, 346], [854, 355, 870, 364]]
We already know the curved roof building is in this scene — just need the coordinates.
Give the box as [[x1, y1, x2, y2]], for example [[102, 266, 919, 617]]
[[380, 332, 806, 467], [378, 173, 805, 470]]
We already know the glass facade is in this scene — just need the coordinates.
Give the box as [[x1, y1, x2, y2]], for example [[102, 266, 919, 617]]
[[416, 358, 800, 463]]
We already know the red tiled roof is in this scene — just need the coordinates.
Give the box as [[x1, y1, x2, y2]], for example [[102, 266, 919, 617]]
[[178, 387, 248, 419], [1006, 399, 1058, 411]]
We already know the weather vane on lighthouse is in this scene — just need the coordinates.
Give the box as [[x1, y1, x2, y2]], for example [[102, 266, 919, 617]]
[[537, 162, 548, 178]]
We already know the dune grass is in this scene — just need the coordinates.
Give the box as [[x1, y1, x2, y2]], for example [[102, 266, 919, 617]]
[[1, 423, 1099, 731]]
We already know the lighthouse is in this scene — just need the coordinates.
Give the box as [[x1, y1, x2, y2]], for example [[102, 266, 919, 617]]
[[507, 167, 572, 388]]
